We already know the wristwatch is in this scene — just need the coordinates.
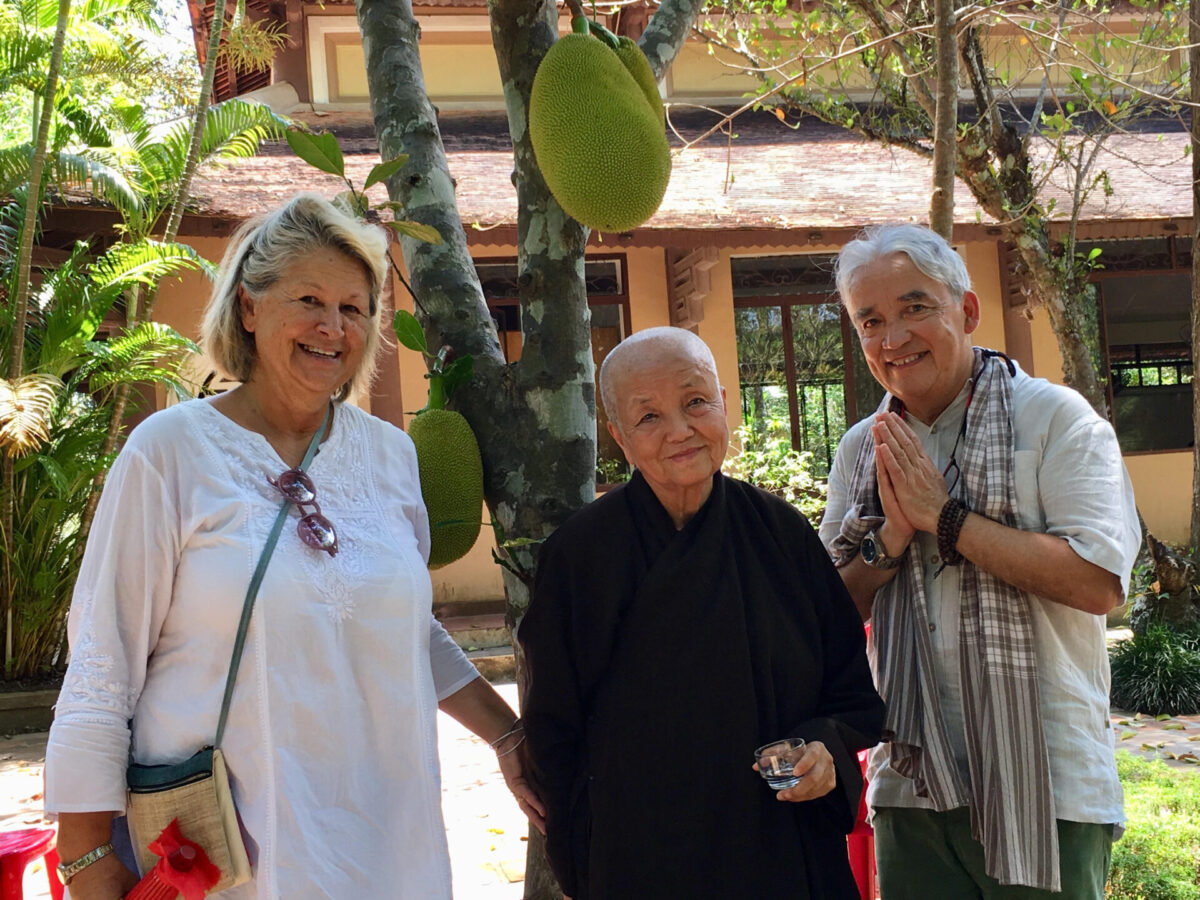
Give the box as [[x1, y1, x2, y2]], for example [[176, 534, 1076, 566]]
[[57, 841, 115, 885], [860, 529, 903, 570]]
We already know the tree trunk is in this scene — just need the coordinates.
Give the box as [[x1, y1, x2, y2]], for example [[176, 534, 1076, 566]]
[[955, 33, 1107, 416], [1190, 0, 1200, 549], [928, 0, 957, 239], [4, 0, 72, 668]]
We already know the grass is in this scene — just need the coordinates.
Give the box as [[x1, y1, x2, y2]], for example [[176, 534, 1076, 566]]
[[1108, 752, 1200, 899]]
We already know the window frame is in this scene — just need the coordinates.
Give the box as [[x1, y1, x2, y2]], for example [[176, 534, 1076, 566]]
[[1088, 234, 1193, 456]]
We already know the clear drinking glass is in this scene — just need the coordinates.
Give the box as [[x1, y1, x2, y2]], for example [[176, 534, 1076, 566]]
[[754, 738, 806, 790]]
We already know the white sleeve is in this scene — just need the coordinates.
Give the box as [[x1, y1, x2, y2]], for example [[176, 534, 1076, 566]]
[[818, 422, 869, 551], [44, 446, 180, 814], [389, 418, 480, 699], [429, 616, 483, 701], [1038, 410, 1142, 596]]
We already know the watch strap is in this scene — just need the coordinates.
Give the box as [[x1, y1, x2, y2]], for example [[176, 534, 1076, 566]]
[[57, 841, 115, 884]]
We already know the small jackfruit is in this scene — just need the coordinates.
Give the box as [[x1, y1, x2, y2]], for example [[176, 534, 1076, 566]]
[[408, 408, 484, 569], [529, 30, 670, 233], [614, 36, 664, 125]]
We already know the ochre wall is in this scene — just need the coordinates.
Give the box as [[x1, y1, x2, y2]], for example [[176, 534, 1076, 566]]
[[1125, 453, 1191, 545]]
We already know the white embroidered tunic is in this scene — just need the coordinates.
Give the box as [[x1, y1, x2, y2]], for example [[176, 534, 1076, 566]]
[[45, 398, 481, 898]]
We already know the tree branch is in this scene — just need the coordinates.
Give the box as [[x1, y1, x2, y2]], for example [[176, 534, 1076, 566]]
[[639, 0, 707, 80]]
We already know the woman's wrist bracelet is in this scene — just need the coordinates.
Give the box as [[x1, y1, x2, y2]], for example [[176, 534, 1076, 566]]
[[495, 734, 526, 759], [937, 498, 969, 567], [489, 718, 524, 750]]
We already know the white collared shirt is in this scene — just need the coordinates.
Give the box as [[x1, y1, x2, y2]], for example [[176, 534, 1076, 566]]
[[820, 362, 1140, 825]]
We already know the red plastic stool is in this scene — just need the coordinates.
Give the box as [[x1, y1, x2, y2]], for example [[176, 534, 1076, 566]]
[[846, 750, 877, 899], [0, 827, 63, 900]]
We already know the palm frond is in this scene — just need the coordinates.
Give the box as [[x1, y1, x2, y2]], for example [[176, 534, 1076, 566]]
[[0, 145, 138, 210], [0, 374, 63, 456], [0, 144, 34, 198], [81, 321, 199, 392], [0, 26, 52, 94], [152, 99, 289, 183], [54, 94, 111, 147], [89, 239, 211, 290], [59, 36, 160, 85], [43, 148, 139, 209], [70, 0, 155, 32]]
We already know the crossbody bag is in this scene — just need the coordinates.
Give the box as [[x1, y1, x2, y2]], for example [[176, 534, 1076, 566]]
[[125, 406, 329, 892]]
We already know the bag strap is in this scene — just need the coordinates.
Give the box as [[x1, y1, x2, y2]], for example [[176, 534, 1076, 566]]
[[214, 403, 332, 749]]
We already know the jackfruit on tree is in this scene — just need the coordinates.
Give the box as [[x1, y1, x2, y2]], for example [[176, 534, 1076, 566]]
[[408, 406, 484, 569], [529, 20, 671, 233]]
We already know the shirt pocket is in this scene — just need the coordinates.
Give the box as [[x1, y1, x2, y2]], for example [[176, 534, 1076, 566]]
[[1012, 449, 1043, 532]]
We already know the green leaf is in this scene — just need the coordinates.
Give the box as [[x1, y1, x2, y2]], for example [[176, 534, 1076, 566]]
[[442, 354, 475, 399], [334, 190, 368, 218], [387, 220, 443, 245], [285, 129, 344, 177], [37, 456, 69, 494], [364, 155, 409, 190], [393, 310, 427, 353], [1087, 247, 1103, 262]]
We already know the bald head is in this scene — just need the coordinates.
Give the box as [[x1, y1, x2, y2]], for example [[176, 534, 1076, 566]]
[[600, 327, 720, 433]]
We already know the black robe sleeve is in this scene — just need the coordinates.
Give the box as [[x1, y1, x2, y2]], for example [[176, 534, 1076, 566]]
[[519, 538, 586, 897], [784, 515, 881, 833]]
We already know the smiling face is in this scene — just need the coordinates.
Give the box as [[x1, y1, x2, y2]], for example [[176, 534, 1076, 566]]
[[238, 247, 371, 408], [844, 251, 980, 423], [607, 346, 729, 523]]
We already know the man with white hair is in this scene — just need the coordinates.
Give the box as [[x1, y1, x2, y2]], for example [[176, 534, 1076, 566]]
[[820, 224, 1140, 898], [521, 326, 884, 899]]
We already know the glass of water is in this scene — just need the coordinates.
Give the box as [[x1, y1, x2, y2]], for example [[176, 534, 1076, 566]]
[[755, 738, 806, 790]]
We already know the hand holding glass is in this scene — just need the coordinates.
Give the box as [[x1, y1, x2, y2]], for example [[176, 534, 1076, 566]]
[[755, 738, 806, 790]]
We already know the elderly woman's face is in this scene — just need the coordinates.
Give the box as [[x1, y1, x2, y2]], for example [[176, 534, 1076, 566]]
[[607, 351, 729, 504], [239, 247, 371, 404]]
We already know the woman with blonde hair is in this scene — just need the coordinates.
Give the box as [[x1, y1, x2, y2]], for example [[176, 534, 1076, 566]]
[[45, 193, 543, 899]]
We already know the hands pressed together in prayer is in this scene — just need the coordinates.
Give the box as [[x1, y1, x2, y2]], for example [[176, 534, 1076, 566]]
[[871, 411, 950, 549], [752, 740, 837, 803]]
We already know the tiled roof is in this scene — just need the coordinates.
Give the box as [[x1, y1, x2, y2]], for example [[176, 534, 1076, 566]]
[[178, 108, 1195, 245]]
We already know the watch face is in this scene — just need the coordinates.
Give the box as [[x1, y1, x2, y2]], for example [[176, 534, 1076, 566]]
[[861, 536, 879, 564]]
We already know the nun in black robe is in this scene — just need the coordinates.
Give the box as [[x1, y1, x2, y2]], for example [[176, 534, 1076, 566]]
[[520, 469, 885, 899]]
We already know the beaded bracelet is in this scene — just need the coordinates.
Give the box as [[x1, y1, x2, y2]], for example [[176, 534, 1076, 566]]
[[489, 719, 524, 750], [937, 498, 969, 567]]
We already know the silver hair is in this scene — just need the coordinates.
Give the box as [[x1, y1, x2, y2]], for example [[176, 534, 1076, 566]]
[[834, 223, 971, 303], [200, 193, 390, 402], [599, 326, 720, 433]]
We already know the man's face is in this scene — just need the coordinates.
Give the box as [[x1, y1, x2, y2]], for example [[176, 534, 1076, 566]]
[[844, 251, 980, 423]]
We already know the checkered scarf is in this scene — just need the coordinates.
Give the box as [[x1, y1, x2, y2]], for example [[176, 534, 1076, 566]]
[[830, 349, 1059, 891]]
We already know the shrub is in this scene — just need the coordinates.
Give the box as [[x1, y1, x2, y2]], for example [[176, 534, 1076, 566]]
[[1109, 753, 1200, 900], [722, 427, 828, 527], [1110, 625, 1200, 716]]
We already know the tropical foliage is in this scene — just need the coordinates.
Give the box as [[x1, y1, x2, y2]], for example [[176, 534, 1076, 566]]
[[1110, 624, 1200, 717], [0, 0, 286, 678], [0, 205, 201, 676], [722, 426, 828, 527]]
